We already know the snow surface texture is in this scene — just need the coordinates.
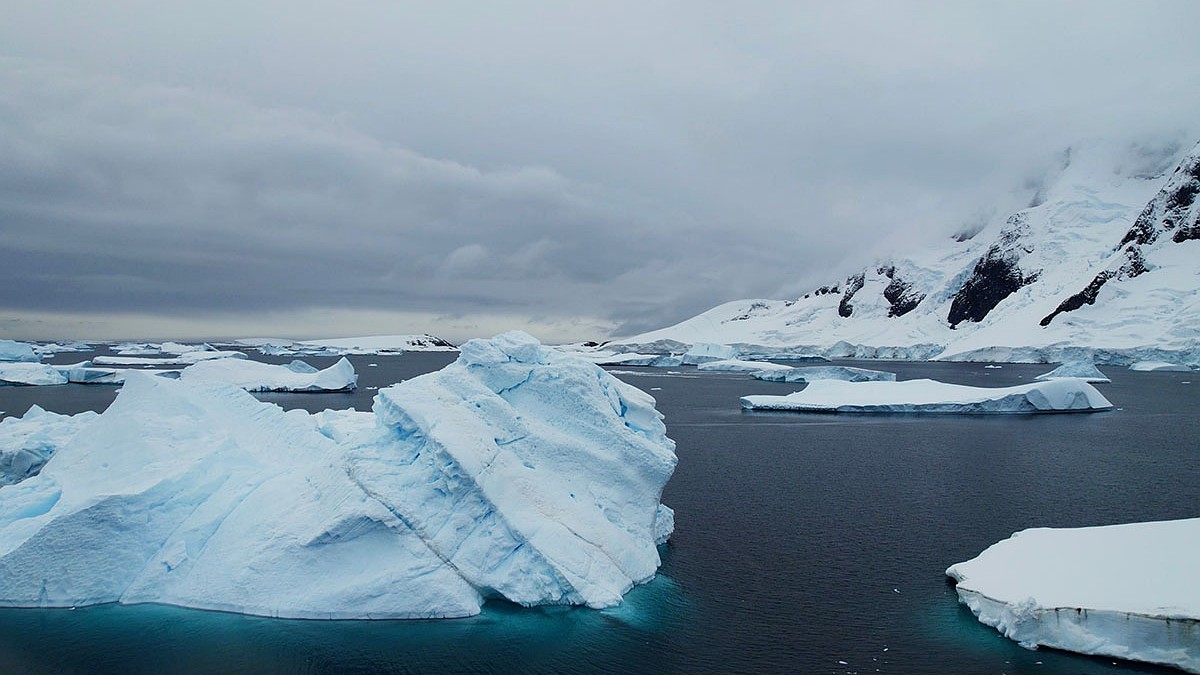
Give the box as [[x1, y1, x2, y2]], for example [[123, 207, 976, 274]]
[[180, 357, 358, 392], [740, 378, 1112, 414], [752, 366, 897, 383], [0, 363, 67, 387], [947, 519, 1200, 673], [1130, 361, 1192, 372], [0, 341, 39, 363], [1034, 362, 1111, 383], [611, 140, 1200, 366], [0, 332, 676, 619]]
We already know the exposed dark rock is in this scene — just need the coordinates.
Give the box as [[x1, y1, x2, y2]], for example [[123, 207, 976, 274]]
[[1172, 223, 1200, 243], [1041, 245, 1149, 326], [838, 273, 865, 318], [946, 217, 1037, 327], [727, 302, 771, 322], [883, 277, 925, 318]]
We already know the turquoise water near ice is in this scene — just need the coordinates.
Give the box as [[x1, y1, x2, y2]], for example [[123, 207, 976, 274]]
[[0, 352, 1195, 674]]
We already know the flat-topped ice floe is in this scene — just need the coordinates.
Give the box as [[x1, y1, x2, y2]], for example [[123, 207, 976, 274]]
[[740, 378, 1113, 414], [696, 359, 792, 373], [0, 363, 68, 386], [0, 341, 39, 363], [1130, 361, 1192, 372], [0, 332, 675, 619], [1034, 362, 1111, 383], [946, 518, 1200, 673], [180, 358, 357, 392], [752, 365, 897, 383], [92, 351, 246, 367]]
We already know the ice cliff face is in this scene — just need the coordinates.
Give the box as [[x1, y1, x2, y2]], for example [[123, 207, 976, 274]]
[[614, 139, 1200, 365], [0, 332, 676, 619]]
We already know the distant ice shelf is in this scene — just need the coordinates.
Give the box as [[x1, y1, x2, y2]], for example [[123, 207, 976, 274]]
[[947, 518, 1200, 673], [740, 378, 1113, 414], [752, 365, 896, 383]]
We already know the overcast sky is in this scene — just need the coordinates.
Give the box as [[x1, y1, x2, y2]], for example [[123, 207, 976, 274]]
[[2, 1, 1199, 343]]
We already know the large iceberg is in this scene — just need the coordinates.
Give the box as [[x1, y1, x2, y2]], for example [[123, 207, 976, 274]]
[[947, 519, 1200, 673], [0, 363, 68, 386], [1033, 362, 1111, 383], [752, 365, 897, 383], [740, 378, 1113, 414], [0, 332, 675, 619], [0, 341, 38, 363], [180, 358, 357, 392]]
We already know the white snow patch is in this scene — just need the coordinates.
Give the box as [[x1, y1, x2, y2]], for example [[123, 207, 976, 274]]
[[180, 358, 357, 392]]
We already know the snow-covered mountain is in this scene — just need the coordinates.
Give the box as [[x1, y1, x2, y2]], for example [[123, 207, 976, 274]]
[[614, 139, 1200, 364]]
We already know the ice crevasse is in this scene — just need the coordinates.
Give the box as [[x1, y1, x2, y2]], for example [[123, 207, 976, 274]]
[[0, 332, 677, 619]]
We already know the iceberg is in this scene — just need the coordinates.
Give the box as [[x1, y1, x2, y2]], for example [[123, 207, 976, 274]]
[[1130, 361, 1192, 372], [92, 351, 247, 366], [752, 365, 897, 383], [740, 378, 1112, 414], [0, 363, 68, 386], [696, 359, 793, 373], [681, 343, 739, 365], [0, 406, 99, 486], [579, 352, 684, 368], [59, 365, 180, 385], [0, 332, 675, 619], [0, 341, 38, 363], [946, 518, 1200, 673], [180, 357, 358, 392], [1034, 362, 1111, 383], [239, 335, 457, 356]]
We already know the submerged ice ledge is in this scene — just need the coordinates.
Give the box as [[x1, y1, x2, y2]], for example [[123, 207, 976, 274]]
[[0, 332, 676, 620], [740, 378, 1113, 414], [947, 519, 1200, 673]]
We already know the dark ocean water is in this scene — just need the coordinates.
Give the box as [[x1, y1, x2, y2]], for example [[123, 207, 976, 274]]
[[0, 352, 1196, 674]]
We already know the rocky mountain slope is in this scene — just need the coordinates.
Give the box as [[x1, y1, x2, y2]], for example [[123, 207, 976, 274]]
[[613, 139, 1200, 364]]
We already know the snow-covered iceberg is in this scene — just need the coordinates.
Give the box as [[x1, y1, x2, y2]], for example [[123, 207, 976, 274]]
[[180, 358, 357, 392], [1129, 361, 1192, 372], [1034, 362, 1111, 383], [740, 378, 1113, 414], [696, 359, 793, 373], [0, 341, 38, 363], [681, 343, 739, 365], [92, 351, 246, 367], [0, 407, 98, 486], [0, 363, 68, 386], [0, 332, 675, 619], [58, 365, 180, 385], [752, 365, 897, 383], [578, 352, 683, 368], [947, 518, 1200, 673]]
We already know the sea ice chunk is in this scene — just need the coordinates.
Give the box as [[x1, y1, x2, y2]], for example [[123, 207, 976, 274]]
[[696, 359, 793, 373], [740, 378, 1112, 414], [1034, 362, 1111, 383], [947, 518, 1200, 672], [1129, 361, 1192, 372], [0, 332, 675, 619], [0, 341, 38, 363], [0, 407, 98, 485], [752, 366, 897, 383], [92, 351, 246, 367], [0, 363, 68, 386], [180, 357, 357, 392], [681, 343, 739, 365]]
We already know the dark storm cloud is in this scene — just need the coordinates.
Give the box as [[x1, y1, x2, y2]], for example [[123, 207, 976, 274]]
[[1, 1, 1199, 342]]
